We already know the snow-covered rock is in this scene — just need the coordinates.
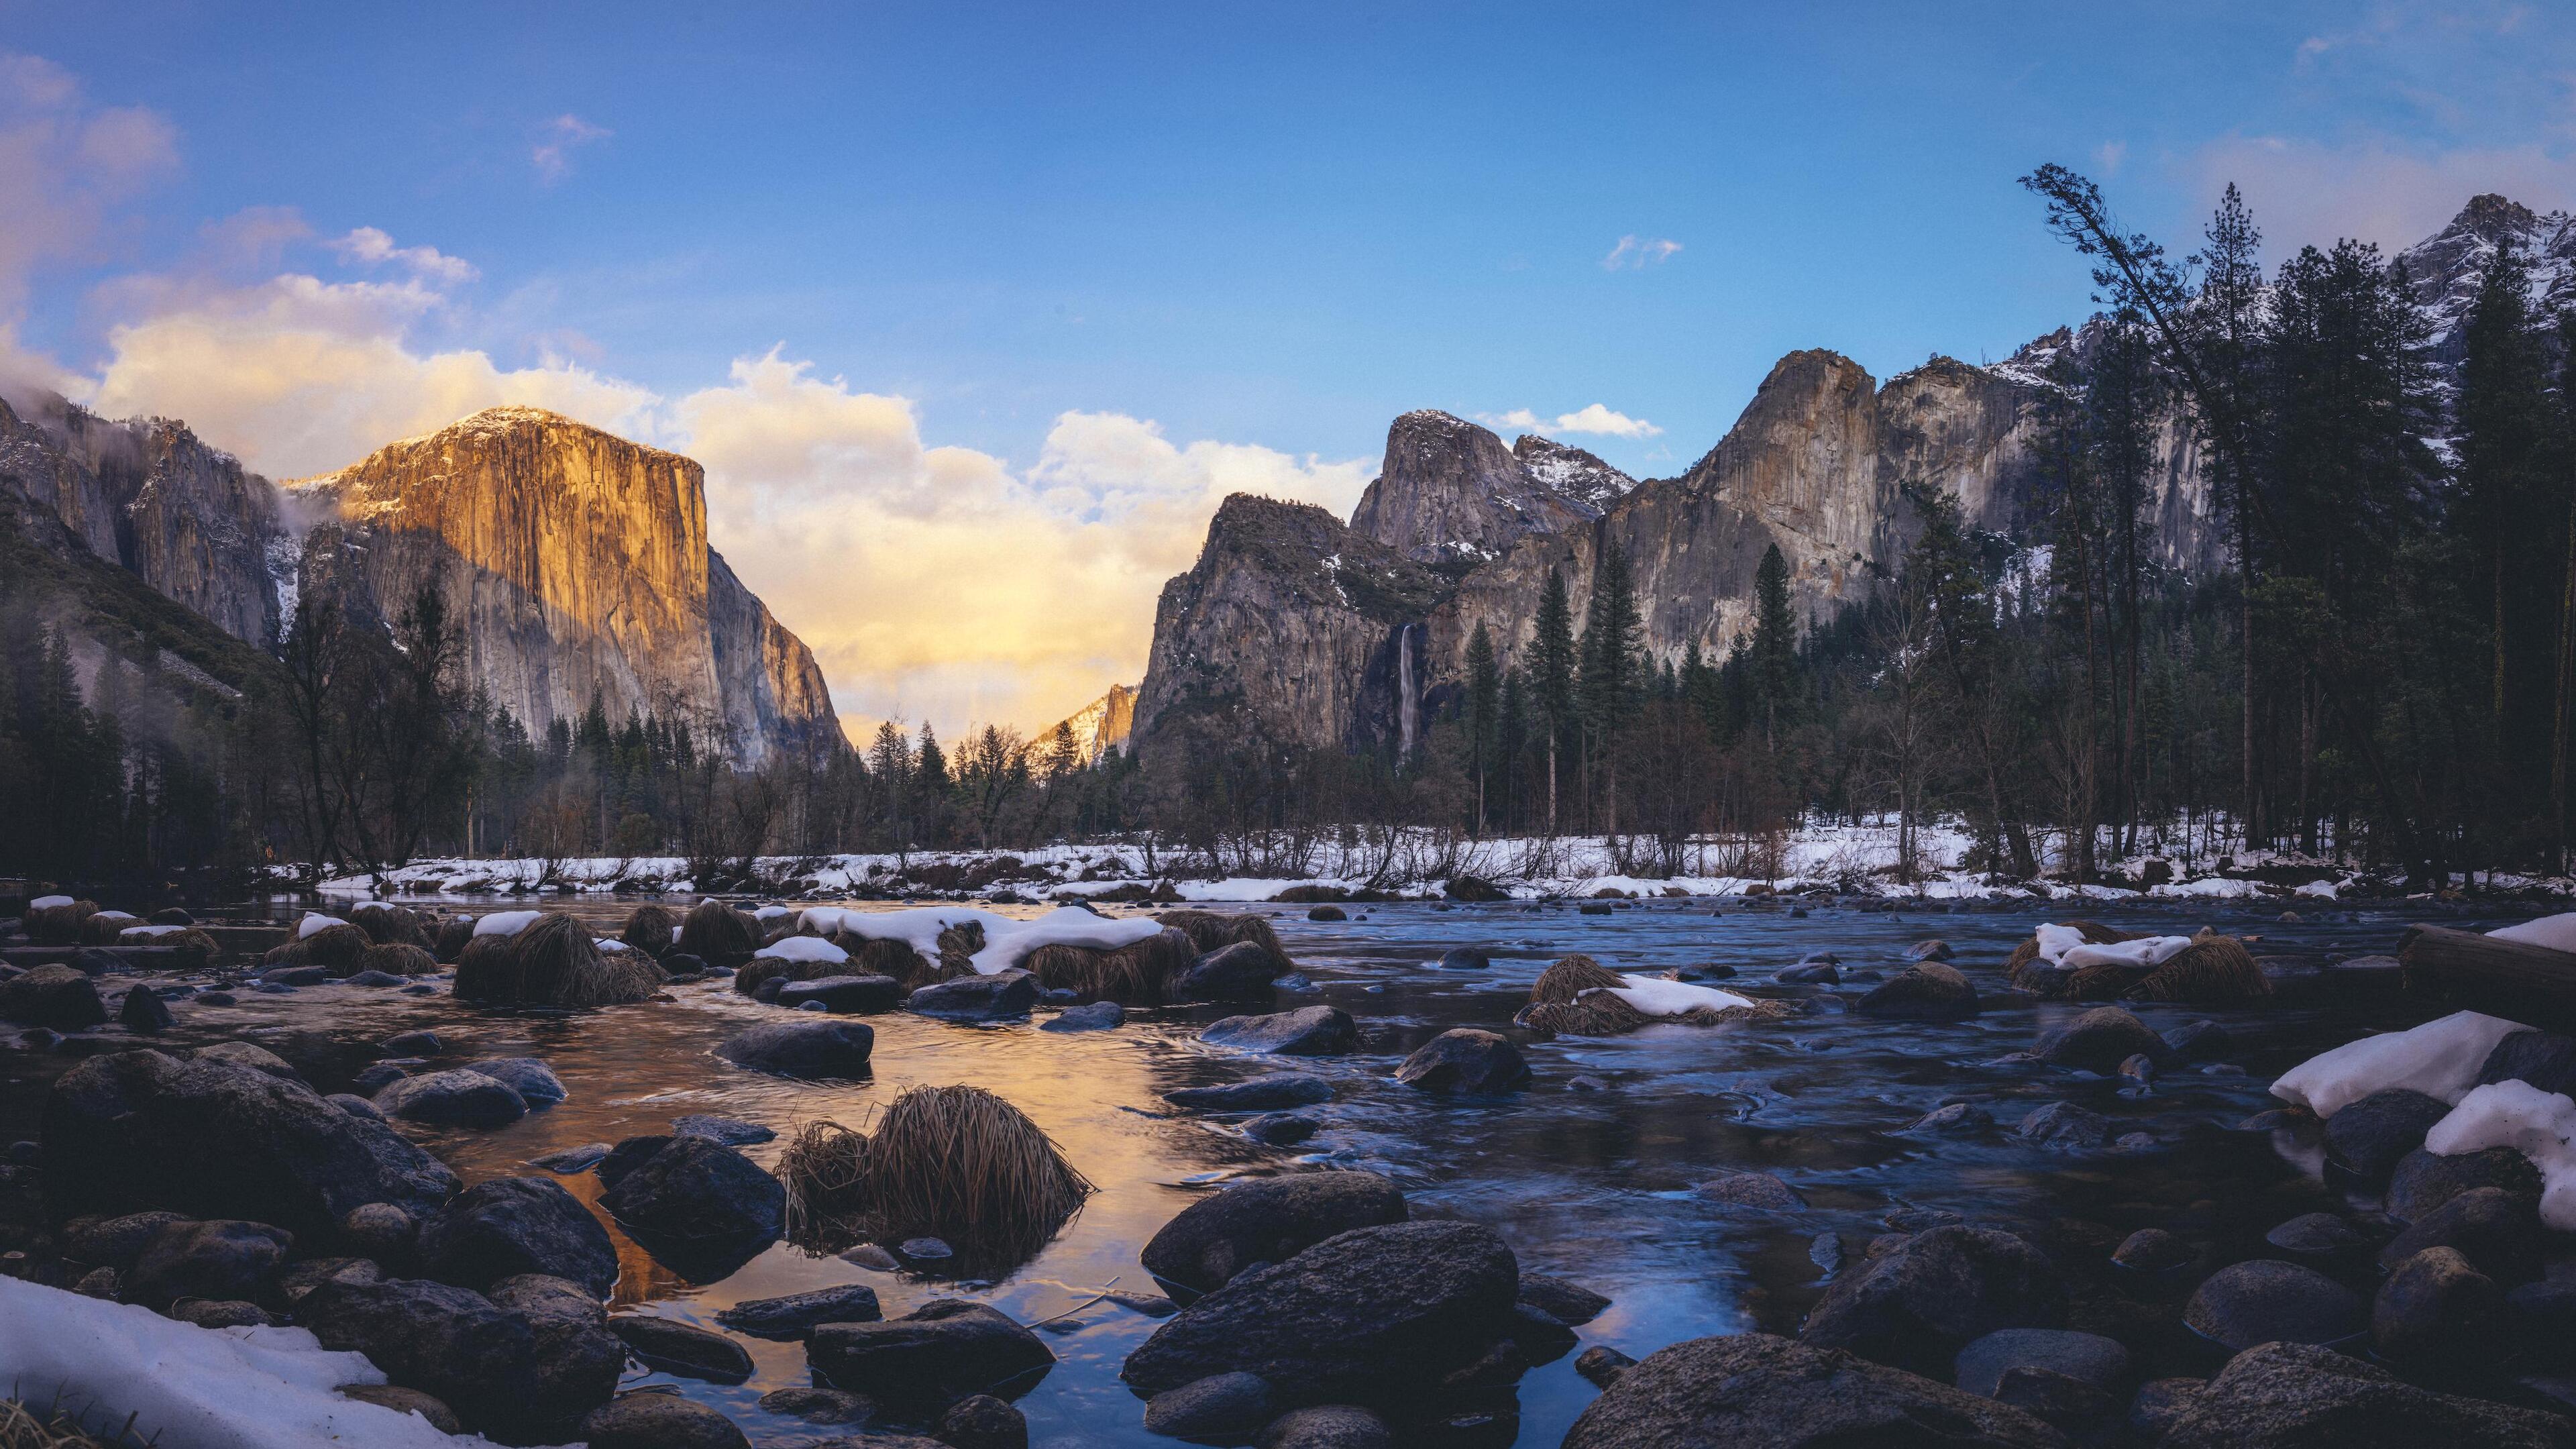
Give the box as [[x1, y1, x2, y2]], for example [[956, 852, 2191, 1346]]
[[1595, 974, 1758, 1018], [30, 894, 73, 910], [2271, 1011, 2534, 1118], [472, 910, 543, 938], [2426, 1079, 2576, 1230], [2061, 935, 2194, 971], [753, 934, 849, 965], [296, 912, 348, 938], [2490, 912, 2576, 954]]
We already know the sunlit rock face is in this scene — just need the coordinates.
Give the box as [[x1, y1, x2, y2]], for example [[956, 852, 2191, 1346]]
[[1049, 683, 1138, 763], [1349, 410, 1603, 566], [287, 406, 838, 763]]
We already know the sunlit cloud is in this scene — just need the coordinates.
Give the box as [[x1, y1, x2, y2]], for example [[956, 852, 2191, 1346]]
[[327, 226, 478, 284], [1479, 403, 1662, 439], [1602, 234, 1682, 270]]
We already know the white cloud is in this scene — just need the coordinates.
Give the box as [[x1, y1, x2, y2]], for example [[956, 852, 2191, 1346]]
[[328, 227, 478, 284], [0, 50, 180, 313], [1478, 403, 1662, 439], [531, 114, 609, 183], [1602, 234, 1682, 270]]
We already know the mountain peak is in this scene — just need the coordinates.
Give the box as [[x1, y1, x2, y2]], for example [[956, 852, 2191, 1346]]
[[2453, 193, 2541, 241]]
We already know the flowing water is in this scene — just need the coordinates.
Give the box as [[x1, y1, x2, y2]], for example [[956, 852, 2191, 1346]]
[[2, 892, 2540, 1446]]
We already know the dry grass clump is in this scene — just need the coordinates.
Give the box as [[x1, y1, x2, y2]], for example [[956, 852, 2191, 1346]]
[[778, 1084, 1093, 1267], [0, 1397, 140, 1449], [678, 899, 761, 963], [23, 901, 99, 946], [347, 903, 429, 948], [262, 922, 374, 973], [934, 922, 986, 974], [356, 941, 438, 977], [77, 912, 141, 947], [2064, 929, 2271, 1004], [121, 926, 222, 960], [1157, 910, 1293, 971], [1513, 953, 1800, 1034], [432, 914, 476, 963], [621, 902, 680, 958], [1024, 926, 1198, 1004], [2004, 920, 2132, 996], [453, 912, 665, 1008]]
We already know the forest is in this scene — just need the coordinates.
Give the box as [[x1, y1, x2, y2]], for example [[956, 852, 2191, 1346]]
[[3, 166, 2573, 892]]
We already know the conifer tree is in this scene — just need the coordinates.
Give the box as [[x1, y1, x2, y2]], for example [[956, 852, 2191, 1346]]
[[1463, 622, 1499, 835], [1751, 543, 1797, 749], [1530, 567, 1576, 835]]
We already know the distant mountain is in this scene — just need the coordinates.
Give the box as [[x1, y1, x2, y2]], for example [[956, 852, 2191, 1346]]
[[1044, 683, 1137, 763]]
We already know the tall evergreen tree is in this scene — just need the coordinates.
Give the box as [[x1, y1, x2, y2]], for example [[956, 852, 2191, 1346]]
[[1530, 567, 1576, 834], [1577, 540, 1646, 829], [1463, 622, 1499, 835], [1751, 543, 1797, 749]]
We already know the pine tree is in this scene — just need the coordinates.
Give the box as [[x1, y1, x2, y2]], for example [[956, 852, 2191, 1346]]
[[1752, 543, 1797, 749], [2455, 235, 2551, 735], [1577, 540, 1644, 832], [1530, 567, 1576, 835], [1463, 623, 1499, 835]]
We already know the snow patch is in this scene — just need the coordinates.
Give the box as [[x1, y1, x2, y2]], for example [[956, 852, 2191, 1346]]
[[472, 910, 544, 938], [754, 934, 849, 965], [1597, 973, 1758, 1017], [2271, 1010, 2533, 1118], [30, 894, 72, 910], [2491, 912, 2576, 954], [294, 912, 346, 938], [2061, 935, 2194, 971], [2427, 1079, 2576, 1230]]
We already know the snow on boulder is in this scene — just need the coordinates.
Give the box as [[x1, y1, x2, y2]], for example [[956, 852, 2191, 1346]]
[[594, 937, 631, 953], [297, 912, 350, 939], [824, 904, 1165, 975], [2060, 935, 2195, 971], [2272, 1011, 2534, 1118], [2426, 1079, 2576, 1230], [1597, 974, 1758, 1018], [754, 934, 851, 966], [754, 905, 792, 921], [472, 910, 544, 938], [0, 1275, 531, 1448], [2033, 924, 2090, 965], [2490, 912, 2576, 955], [119, 924, 189, 940], [30, 894, 73, 910], [2295, 879, 2341, 899]]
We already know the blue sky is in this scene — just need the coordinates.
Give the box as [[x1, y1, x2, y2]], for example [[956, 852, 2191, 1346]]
[[3, 1, 2571, 731]]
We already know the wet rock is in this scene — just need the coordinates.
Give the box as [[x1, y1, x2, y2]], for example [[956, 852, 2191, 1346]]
[[1179, 943, 1287, 1002], [326, 1093, 383, 1121], [2322, 1087, 2451, 1181], [2035, 1007, 2165, 1073], [374, 1069, 529, 1129], [263, 965, 331, 986], [341, 1202, 419, 1265], [488, 1272, 629, 1434], [2379, 1185, 2544, 1285], [597, 1134, 675, 1188], [2479, 1030, 2576, 1098], [2155, 1339, 2576, 1448], [1799, 1225, 2068, 1377], [577, 1389, 753, 1449], [352, 1063, 409, 1094], [380, 1030, 441, 1056], [716, 1283, 883, 1340], [1121, 1221, 1518, 1406], [1040, 1000, 1124, 1032], [40, 1049, 458, 1238], [1695, 1171, 1807, 1212], [121, 1218, 292, 1309], [2018, 1102, 2112, 1152], [345, 970, 407, 987], [1911, 940, 1955, 962], [459, 1057, 568, 1104], [2112, 1228, 2194, 1273], [2128, 1378, 2203, 1440], [936, 1392, 1028, 1449], [419, 1174, 620, 1296], [1143, 1371, 1275, 1439], [273, 1254, 382, 1305], [1954, 1328, 2131, 1399], [777, 975, 905, 1014], [1992, 1366, 2114, 1427], [1201, 1006, 1356, 1056], [2119, 1053, 2156, 1083], [1776, 962, 1839, 983], [714, 1019, 875, 1077], [600, 1136, 784, 1282], [2387, 1146, 2543, 1224], [65, 1210, 193, 1269], [0, 966, 106, 1028], [758, 1385, 879, 1423], [1166, 1073, 1334, 1112], [842, 1242, 902, 1271], [900, 1236, 953, 1260], [2162, 1020, 2233, 1061], [531, 1143, 612, 1173], [1142, 1171, 1409, 1295], [1242, 1112, 1319, 1145], [1562, 1332, 2065, 1449], [612, 1314, 755, 1383], [1856, 962, 1981, 1020], [1395, 1028, 1529, 1093], [1914, 1102, 1996, 1135], [171, 1298, 272, 1327], [2373, 1246, 2503, 1373], [1254, 1404, 1394, 1449], [335, 1384, 462, 1433], [195, 1040, 305, 1081], [1574, 1345, 1637, 1387], [1307, 906, 1347, 922], [2184, 1260, 2365, 1352], [910, 969, 1040, 1020], [1517, 1273, 1610, 1326], [2263, 1212, 2368, 1263], [117, 985, 174, 1032], [299, 1276, 549, 1437], [672, 1115, 774, 1146], [807, 1299, 1056, 1411]]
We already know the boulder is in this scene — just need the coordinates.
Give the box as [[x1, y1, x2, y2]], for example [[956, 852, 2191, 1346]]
[[2322, 1088, 2451, 1181], [2373, 1246, 2504, 1373], [40, 1050, 459, 1239], [2377, 1185, 2544, 1285], [1517, 1274, 1610, 1326], [598, 1134, 676, 1188], [1394, 1029, 1529, 1093], [459, 1057, 568, 1104], [1167, 1073, 1334, 1112], [374, 1070, 529, 1129], [2154, 1339, 2576, 1448], [418, 1175, 621, 1296], [1039, 1000, 1124, 1032], [716, 1283, 883, 1340], [1179, 942, 1286, 1002], [1253, 1404, 1393, 1449], [1437, 948, 1492, 970], [2163, 1020, 2233, 1060], [1143, 1371, 1276, 1440], [121, 1218, 293, 1309], [672, 1116, 774, 1146], [1953, 1328, 2130, 1399], [2263, 1212, 2367, 1263], [908, 969, 1040, 1020], [335, 1385, 463, 1434], [1798, 1226, 2068, 1377], [2110, 1228, 2194, 1273], [341, 1202, 419, 1265], [1574, 1346, 1636, 1388], [327, 1093, 384, 1122], [936, 1393, 1029, 1449], [2184, 1259, 2365, 1352], [2017, 1102, 2111, 1152], [273, 1255, 382, 1305], [600, 1134, 784, 1281], [2479, 1030, 2576, 1098], [1120, 1221, 1519, 1405], [1856, 963, 1982, 1020], [1141, 1171, 1409, 1295], [1915, 1102, 1996, 1135], [193, 1040, 305, 1081], [776, 975, 905, 1013], [65, 1210, 193, 1269], [2387, 1146, 2542, 1224], [1201, 1007, 1358, 1056], [714, 1019, 875, 1077], [117, 985, 174, 1032], [170, 1299, 271, 1327], [299, 1277, 546, 1436], [2034, 1008, 2164, 1073], [807, 1299, 1056, 1411], [0, 965, 106, 1028], [577, 1391, 753, 1449], [1562, 1332, 2068, 1449], [611, 1315, 756, 1382], [487, 1273, 629, 1436], [1695, 1172, 1807, 1212], [1307, 906, 1347, 922], [1243, 1112, 1319, 1145]]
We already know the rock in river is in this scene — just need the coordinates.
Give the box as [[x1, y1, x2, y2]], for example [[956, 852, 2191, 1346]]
[[807, 1299, 1056, 1412], [2184, 1259, 2365, 1352], [2322, 1087, 2451, 1181], [374, 1069, 529, 1129], [2386, 1146, 2542, 1224], [1179, 941, 1287, 1002], [1562, 1332, 2065, 1449], [2034, 1007, 2165, 1074], [714, 1019, 875, 1078], [909, 969, 1040, 1020], [121, 1218, 293, 1309], [578, 1391, 753, 1449], [1167, 1073, 1334, 1112], [2155, 1340, 2576, 1448], [716, 1283, 884, 1340], [600, 1135, 784, 1282], [2378, 1185, 2545, 1285], [301, 1275, 612, 1440], [1201, 1007, 1357, 1056], [1798, 1226, 2068, 1377], [1141, 1171, 1409, 1295], [419, 1174, 621, 1297], [1394, 1028, 1529, 1093], [610, 1315, 756, 1383], [0, 965, 106, 1028], [1855, 962, 1981, 1020]]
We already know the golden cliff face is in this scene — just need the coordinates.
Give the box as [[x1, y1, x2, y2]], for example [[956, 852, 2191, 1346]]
[[288, 407, 839, 763]]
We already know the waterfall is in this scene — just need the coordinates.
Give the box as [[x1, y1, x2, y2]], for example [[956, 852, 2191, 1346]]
[[1398, 623, 1419, 761]]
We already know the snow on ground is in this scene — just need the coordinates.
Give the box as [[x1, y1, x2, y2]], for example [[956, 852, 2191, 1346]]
[[0, 1276, 541, 1449], [2271, 1010, 2534, 1118]]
